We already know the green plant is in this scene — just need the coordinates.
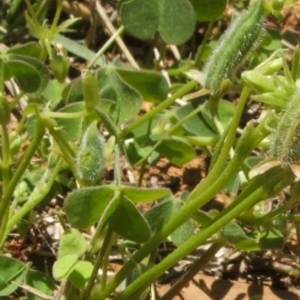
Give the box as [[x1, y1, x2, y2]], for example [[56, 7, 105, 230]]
[[0, 0, 299, 299]]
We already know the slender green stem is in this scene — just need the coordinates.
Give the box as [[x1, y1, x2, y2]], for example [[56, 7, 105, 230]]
[[46, 125, 76, 160], [1, 124, 10, 189], [119, 80, 199, 138], [0, 124, 11, 244], [115, 168, 294, 299], [86, 26, 125, 69], [98, 125, 261, 299], [1, 158, 63, 246], [7, 0, 23, 23], [167, 104, 203, 135], [291, 47, 300, 82], [9, 92, 25, 111], [40, 110, 89, 119], [82, 226, 115, 300], [0, 59, 4, 94], [24, 0, 43, 37], [100, 231, 116, 293], [0, 121, 45, 247], [188, 87, 250, 202], [49, 0, 63, 39]]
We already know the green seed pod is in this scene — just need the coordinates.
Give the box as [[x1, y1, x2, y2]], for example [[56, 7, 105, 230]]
[[76, 122, 105, 183], [270, 90, 300, 166], [82, 70, 99, 111], [0, 93, 10, 126], [203, 0, 265, 95]]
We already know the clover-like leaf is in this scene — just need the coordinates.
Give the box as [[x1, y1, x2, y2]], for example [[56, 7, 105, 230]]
[[110, 196, 151, 243], [6, 42, 41, 59], [55, 102, 85, 142], [145, 197, 194, 246], [201, 100, 235, 132], [53, 254, 78, 280], [221, 223, 259, 251], [97, 67, 143, 124], [58, 229, 87, 259], [68, 261, 94, 289], [115, 68, 169, 103], [64, 186, 115, 229], [156, 137, 196, 165], [122, 186, 170, 203], [119, 0, 196, 45], [4, 54, 49, 95]]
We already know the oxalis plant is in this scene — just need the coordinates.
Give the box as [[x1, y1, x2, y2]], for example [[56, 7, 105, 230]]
[[0, 0, 299, 299]]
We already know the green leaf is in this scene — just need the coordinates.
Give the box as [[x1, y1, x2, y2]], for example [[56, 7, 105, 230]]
[[119, 0, 196, 45], [221, 223, 248, 244], [0, 255, 26, 296], [110, 196, 151, 243], [115, 69, 169, 103], [189, 0, 227, 21], [171, 218, 194, 247], [122, 186, 170, 203], [25, 269, 54, 300], [68, 261, 94, 289], [156, 137, 196, 164], [64, 186, 115, 229], [42, 79, 66, 108], [170, 201, 194, 247], [174, 98, 216, 137], [62, 78, 84, 103], [221, 223, 259, 251], [4, 54, 49, 96], [53, 254, 78, 280], [259, 229, 285, 250], [97, 67, 143, 124], [6, 42, 41, 59], [145, 197, 194, 246], [145, 199, 174, 233], [58, 229, 87, 259], [54, 34, 105, 67], [55, 102, 85, 142], [201, 100, 235, 132]]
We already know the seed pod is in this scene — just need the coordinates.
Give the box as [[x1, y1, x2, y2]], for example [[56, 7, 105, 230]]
[[203, 0, 265, 95], [270, 90, 300, 166], [82, 70, 99, 110], [76, 122, 105, 183], [0, 93, 10, 126]]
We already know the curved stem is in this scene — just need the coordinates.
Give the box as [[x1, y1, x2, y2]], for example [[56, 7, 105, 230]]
[[188, 87, 250, 202], [2, 157, 63, 246], [86, 26, 125, 69], [0, 122, 45, 248], [98, 87, 251, 299], [115, 168, 294, 299]]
